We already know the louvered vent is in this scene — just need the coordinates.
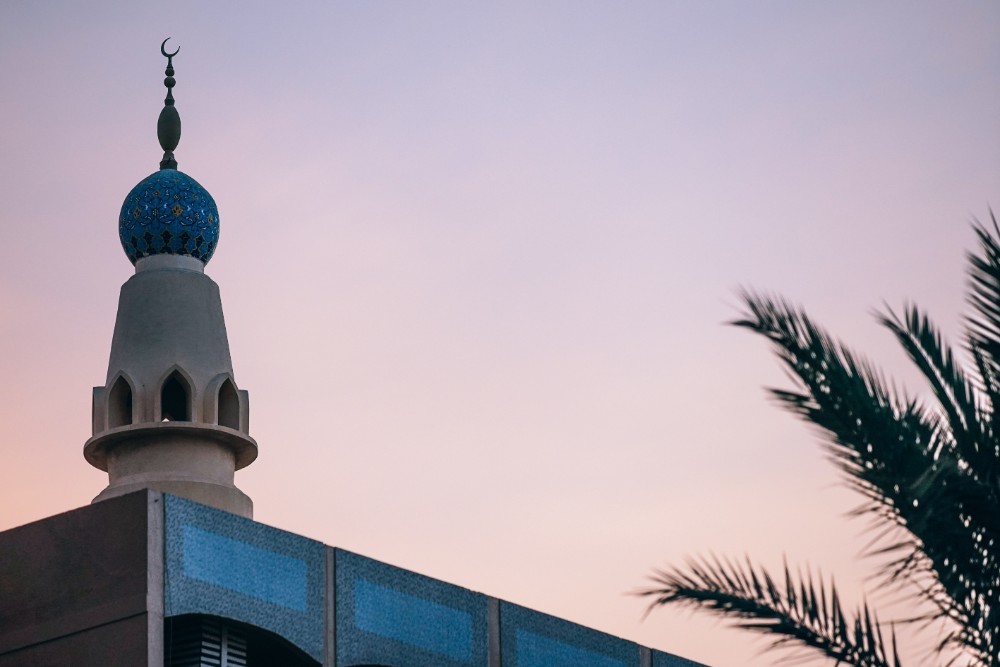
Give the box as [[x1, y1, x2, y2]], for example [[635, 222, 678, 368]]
[[166, 617, 248, 667]]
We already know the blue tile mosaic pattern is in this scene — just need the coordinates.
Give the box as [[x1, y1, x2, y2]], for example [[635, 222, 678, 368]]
[[335, 549, 489, 667], [651, 649, 709, 667], [354, 578, 473, 661], [500, 602, 640, 667], [163, 495, 325, 662], [119, 169, 219, 264], [515, 630, 627, 667], [181, 525, 308, 611]]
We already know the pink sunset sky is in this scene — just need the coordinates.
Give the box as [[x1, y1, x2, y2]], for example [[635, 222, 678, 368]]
[[1, 3, 998, 665]]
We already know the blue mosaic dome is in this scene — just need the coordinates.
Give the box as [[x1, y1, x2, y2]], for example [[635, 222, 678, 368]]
[[119, 169, 219, 265]]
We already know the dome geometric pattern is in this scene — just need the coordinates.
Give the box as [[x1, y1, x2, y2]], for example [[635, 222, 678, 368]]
[[119, 169, 219, 265]]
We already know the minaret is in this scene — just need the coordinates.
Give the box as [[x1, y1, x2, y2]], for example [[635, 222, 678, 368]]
[[84, 39, 257, 518]]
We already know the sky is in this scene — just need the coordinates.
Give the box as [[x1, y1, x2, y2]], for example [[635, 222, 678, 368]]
[[1, 2, 998, 665]]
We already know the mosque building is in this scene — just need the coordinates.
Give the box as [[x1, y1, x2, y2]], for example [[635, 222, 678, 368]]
[[0, 41, 705, 667]]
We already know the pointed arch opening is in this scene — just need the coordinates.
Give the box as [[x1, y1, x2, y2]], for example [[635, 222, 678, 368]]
[[161, 371, 191, 422], [108, 376, 133, 428], [218, 378, 240, 430]]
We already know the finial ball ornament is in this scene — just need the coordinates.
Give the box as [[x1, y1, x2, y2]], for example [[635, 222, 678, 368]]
[[119, 170, 220, 265]]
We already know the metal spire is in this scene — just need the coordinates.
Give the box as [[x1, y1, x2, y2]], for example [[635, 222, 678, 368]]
[[158, 38, 181, 170]]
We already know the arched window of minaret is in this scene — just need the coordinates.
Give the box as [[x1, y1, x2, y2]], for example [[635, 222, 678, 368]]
[[108, 376, 133, 428], [218, 379, 240, 430], [161, 372, 191, 422]]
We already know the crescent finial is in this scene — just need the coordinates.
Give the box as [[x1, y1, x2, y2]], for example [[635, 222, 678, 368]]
[[161, 38, 180, 59], [158, 38, 181, 169]]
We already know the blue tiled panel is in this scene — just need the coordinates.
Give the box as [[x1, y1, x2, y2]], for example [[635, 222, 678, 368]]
[[515, 630, 626, 667], [354, 578, 473, 660], [335, 549, 489, 667], [651, 649, 709, 667], [499, 602, 640, 667], [163, 495, 325, 662], [181, 525, 308, 611]]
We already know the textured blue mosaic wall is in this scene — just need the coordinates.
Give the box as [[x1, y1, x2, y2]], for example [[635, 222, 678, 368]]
[[652, 650, 709, 667], [500, 602, 640, 667], [160, 495, 706, 666], [163, 495, 325, 662], [335, 549, 489, 667]]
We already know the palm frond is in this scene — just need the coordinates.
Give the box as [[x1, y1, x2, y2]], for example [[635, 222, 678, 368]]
[[965, 215, 1000, 484], [878, 305, 978, 463], [876, 305, 1000, 628], [732, 292, 936, 555], [639, 557, 903, 667], [966, 214, 1000, 384], [644, 217, 1000, 666], [732, 292, 999, 663]]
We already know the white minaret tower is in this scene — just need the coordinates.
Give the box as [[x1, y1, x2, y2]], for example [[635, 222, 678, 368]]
[[84, 40, 257, 518]]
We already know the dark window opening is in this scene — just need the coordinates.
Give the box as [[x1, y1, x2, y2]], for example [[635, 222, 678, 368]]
[[218, 379, 240, 429], [108, 376, 133, 428], [161, 372, 190, 422], [165, 615, 319, 667]]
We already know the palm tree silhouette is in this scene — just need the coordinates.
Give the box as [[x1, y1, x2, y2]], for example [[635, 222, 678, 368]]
[[641, 216, 1000, 667]]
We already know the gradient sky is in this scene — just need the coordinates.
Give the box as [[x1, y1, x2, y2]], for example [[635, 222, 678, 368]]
[[1, 3, 998, 665]]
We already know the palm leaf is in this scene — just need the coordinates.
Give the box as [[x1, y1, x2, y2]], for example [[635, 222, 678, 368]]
[[732, 293, 997, 663], [967, 214, 1000, 387], [639, 557, 903, 667], [732, 293, 935, 557], [643, 217, 1000, 666], [875, 306, 1000, 637]]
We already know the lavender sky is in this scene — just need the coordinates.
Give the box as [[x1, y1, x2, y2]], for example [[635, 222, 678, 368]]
[[1, 3, 998, 665]]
